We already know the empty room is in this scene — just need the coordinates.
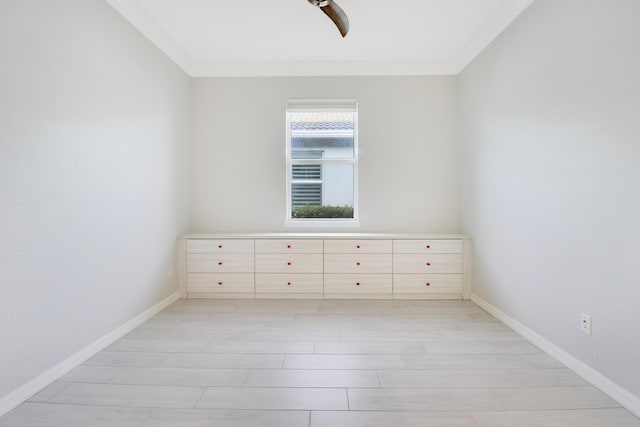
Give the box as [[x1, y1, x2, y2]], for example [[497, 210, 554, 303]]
[[1, 0, 639, 426]]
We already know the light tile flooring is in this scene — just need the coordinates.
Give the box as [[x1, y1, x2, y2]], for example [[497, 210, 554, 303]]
[[2, 299, 639, 427]]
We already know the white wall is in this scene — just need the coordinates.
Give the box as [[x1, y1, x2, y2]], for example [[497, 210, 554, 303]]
[[0, 0, 191, 403], [458, 0, 640, 400], [191, 76, 458, 233]]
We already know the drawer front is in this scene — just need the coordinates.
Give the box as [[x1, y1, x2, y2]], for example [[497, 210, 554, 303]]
[[186, 253, 254, 273], [323, 239, 392, 254], [255, 239, 323, 254], [186, 239, 254, 254], [324, 274, 392, 293], [255, 274, 323, 294], [187, 273, 254, 293], [255, 253, 323, 273], [393, 254, 462, 274], [393, 239, 462, 254], [393, 274, 462, 294], [324, 253, 392, 274]]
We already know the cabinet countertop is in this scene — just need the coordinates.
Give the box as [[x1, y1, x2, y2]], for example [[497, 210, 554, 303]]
[[181, 232, 470, 240]]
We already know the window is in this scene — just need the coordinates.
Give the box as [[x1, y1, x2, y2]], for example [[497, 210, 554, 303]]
[[286, 99, 358, 226]]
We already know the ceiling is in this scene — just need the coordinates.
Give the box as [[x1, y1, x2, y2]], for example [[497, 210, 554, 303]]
[[105, 0, 535, 77]]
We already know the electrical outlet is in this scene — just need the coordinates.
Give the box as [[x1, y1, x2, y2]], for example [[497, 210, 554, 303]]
[[580, 313, 592, 336]]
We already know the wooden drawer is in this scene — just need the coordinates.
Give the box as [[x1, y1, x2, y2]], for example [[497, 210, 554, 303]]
[[186, 253, 254, 273], [393, 274, 462, 294], [393, 239, 462, 254], [255, 253, 323, 273], [324, 274, 392, 294], [186, 273, 254, 294], [324, 239, 392, 254], [324, 253, 392, 274], [255, 239, 323, 254], [186, 239, 254, 254], [255, 274, 323, 294], [393, 254, 462, 274]]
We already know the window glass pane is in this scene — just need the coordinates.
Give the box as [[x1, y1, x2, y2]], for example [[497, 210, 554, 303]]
[[291, 149, 323, 160], [292, 164, 322, 180], [291, 183, 322, 208], [290, 163, 354, 219], [290, 112, 354, 159]]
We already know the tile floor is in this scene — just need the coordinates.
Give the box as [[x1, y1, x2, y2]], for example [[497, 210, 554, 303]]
[[1, 298, 639, 426]]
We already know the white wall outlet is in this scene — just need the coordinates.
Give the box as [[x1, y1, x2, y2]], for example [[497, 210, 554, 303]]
[[580, 313, 592, 336]]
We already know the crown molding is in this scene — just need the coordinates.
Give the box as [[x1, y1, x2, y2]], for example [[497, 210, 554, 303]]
[[105, 0, 536, 77], [188, 60, 458, 77]]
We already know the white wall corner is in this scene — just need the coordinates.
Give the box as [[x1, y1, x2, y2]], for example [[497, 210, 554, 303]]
[[452, 0, 536, 73], [470, 292, 640, 418], [0, 291, 180, 417], [104, 0, 197, 75]]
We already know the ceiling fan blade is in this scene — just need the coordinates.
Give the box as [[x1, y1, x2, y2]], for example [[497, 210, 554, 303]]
[[320, 1, 349, 37]]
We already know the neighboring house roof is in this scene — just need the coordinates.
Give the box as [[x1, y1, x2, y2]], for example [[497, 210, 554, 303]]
[[291, 112, 353, 131]]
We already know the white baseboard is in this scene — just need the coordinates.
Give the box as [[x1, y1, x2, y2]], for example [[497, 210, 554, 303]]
[[0, 291, 180, 417], [471, 292, 640, 418]]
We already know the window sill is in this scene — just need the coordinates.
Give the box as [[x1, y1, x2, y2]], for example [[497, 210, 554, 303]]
[[285, 219, 361, 228]]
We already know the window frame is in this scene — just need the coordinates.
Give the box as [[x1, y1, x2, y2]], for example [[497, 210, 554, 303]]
[[285, 99, 359, 227]]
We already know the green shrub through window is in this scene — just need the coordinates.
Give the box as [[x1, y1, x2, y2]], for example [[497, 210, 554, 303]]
[[291, 205, 354, 219]]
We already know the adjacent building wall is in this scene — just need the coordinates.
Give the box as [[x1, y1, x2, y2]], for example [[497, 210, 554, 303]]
[[191, 76, 458, 233], [458, 0, 640, 399], [0, 0, 191, 403]]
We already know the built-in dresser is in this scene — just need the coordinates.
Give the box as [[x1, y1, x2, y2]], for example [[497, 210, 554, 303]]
[[178, 234, 471, 299]]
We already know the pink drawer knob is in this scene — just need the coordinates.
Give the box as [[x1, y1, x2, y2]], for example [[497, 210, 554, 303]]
[[426, 245, 431, 249], [356, 262, 361, 266], [426, 282, 431, 287], [218, 245, 222, 249], [287, 282, 292, 286], [287, 262, 292, 266], [287, 245, 291, 249], [426, 262, 431, 266], [218, 282, 223, 286], [356, 282, 361, 286], [356, 245, 361, 249], [218, 262, 223, 266]]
